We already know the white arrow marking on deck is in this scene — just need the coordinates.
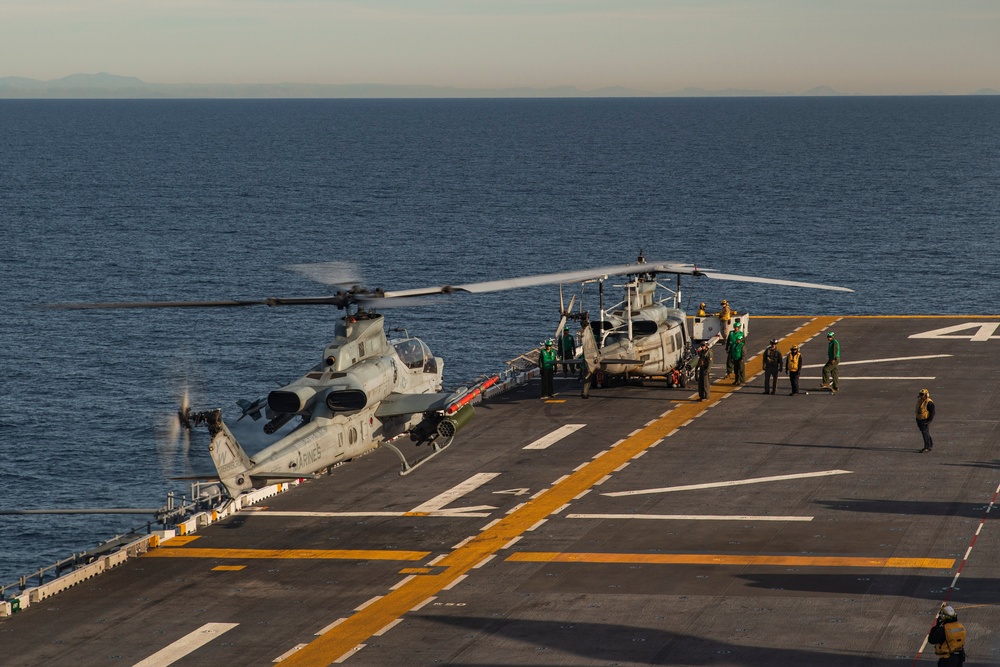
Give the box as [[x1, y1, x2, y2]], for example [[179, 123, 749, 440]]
[[801, 354, 951, 369], [523, 423, 587, 450], [909, 322, 1000, 341], [133, 622, 238, 667], [408, 473, 500, 513], [601, 469, 852, 497]]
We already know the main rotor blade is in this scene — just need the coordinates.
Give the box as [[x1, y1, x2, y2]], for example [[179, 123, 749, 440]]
[[381, 262, 693, 298], [44, 295, 352, 310], [380, 261, 852, 297], [697, 271, 854, 292]]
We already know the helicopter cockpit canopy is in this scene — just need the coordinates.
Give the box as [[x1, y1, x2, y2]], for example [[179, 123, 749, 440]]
[[394, 339, 438, 374]]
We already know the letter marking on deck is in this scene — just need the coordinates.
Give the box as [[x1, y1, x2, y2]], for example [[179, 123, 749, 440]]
[[133, 622, 238, 667], [523, 424, 586, 449]]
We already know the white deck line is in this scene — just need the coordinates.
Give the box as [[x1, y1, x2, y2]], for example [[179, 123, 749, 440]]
[[523, 424, 587, 450], [132, 622, 239, 667]]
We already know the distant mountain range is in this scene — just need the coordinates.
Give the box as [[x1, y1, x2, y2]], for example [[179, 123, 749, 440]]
[[1, 73, 998, 99]]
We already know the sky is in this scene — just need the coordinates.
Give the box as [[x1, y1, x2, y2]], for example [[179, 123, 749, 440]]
[[2, 0, 998, 95]]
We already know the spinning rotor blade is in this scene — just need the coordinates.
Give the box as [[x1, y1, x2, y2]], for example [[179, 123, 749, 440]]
[[284, 261, 364, 289]]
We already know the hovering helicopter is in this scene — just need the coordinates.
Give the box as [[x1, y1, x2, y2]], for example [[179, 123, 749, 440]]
[[49, 258, 851, 500], [550, 254, 853, 388]]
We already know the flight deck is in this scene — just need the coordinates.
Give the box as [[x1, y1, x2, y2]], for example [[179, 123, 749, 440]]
[[3, 315, 1000, 666]]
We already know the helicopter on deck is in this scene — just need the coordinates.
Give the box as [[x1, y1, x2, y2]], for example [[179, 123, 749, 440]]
[[550, 255, 852, 388], [49, 258, 851, 500]]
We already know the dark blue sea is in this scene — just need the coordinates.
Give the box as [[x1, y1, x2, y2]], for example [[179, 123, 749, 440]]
[[2, 97, 999, 589]]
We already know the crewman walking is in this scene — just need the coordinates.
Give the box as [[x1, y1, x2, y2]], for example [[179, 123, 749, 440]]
[[538, 339, 558, 398], [726, 322, 746, 385], [928, 605, 966, 666], [916, 388, 936, 452], [558, 326, 576, 375], [696, 342, 713, 400], [822, 331, 840, 393], [785, 344, 802, 395], [762, 339, 782, 394]]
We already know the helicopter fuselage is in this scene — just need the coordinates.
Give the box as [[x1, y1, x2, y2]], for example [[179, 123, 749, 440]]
[[206, 313, 450, 497]]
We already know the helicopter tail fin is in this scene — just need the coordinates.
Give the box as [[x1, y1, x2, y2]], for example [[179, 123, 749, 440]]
[[207, 418, 255, 499], [580, 325, 600, 376]]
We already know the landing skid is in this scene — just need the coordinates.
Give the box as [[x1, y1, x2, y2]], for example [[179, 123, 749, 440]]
[[379, 433, 455, 476]]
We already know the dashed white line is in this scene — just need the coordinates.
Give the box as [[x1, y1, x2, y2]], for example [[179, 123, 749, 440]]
[[373, 619, 404, 637], [274, 643, 307, 662], [316, 618, 347, 636], [355, 596, 383, 611]]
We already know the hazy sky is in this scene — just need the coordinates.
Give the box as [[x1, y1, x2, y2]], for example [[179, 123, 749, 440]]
[[2, 0, 998, 94]]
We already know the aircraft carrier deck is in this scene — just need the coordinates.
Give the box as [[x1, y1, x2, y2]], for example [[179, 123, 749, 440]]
[[3, 315, 1000, 666]]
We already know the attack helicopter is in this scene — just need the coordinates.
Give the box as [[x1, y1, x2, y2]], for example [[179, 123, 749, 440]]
[[49, 259, 851, 500], [550, 254, 853, 388]]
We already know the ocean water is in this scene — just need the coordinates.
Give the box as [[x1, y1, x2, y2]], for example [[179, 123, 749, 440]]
[[1, 97, 999, 589]]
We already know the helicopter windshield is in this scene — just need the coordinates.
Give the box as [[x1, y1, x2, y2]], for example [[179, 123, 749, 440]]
[[421, 340, 437, 374], [394, 339, 425, 370]]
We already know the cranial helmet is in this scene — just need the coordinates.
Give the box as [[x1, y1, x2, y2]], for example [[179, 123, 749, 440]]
[[545, 339, 552, 346], [939, 605, 957, 622], [734, 322, 741, 328], [770, 339, 778, 345], [827, 332, 835, 337], [919, 388, 929, 396]]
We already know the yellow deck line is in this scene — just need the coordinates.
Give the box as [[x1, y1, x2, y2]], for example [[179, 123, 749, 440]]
[[506, 552, 954, 569], [146, 548, 429, 561], [280, 317, 842, 667]]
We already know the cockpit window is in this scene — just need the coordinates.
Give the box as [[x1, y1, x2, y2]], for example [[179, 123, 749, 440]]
[[394, 339, 425, 370], [420, 341, 438, 373]]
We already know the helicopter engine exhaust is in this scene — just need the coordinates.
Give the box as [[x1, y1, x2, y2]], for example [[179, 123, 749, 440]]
[[268, 386, 317, 414]]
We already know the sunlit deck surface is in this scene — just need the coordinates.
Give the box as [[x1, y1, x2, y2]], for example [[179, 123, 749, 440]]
[[4, 315, 1000, 666]]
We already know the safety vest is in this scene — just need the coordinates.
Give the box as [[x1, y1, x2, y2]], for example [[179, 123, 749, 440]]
[[933, 621, 966, 657], [719, 305, 731, 322], [916, 397, 933, 420], [787, 351, 801, 372], [828, 338, 840, 360], [727, 331, 745, 360], [539, 348, 558, 370]]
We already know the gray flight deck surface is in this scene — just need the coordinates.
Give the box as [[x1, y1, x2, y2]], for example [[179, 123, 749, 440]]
[[3, 316, 1000, 666]]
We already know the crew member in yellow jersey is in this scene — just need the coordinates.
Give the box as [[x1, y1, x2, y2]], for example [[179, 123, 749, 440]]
[[928, 605, 966, 666], [785, 344, 802, 395], [916, 388, 936, 452]]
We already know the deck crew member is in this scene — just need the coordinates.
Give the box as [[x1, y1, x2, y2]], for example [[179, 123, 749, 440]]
[[696, 342, 713, 400], [718, 299, 732, 338], [916, 388, 936, 452], [785, 344, 802, 395], [538, 339, 558, 398], [822, 331, 840, 393], [928, 605, 966, 666], [762, 339, 782, 394], [726, 321, 746, 385], [697, 302, 707, 317], [558, 325, 576, 375]]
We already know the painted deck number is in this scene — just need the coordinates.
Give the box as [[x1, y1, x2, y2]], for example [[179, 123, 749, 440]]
[[909, 322, 1000, 342]]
